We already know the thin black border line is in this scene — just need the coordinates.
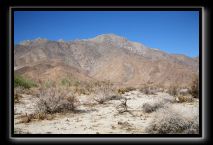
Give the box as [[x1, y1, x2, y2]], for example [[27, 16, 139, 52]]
[[10, 6, 203, 139]]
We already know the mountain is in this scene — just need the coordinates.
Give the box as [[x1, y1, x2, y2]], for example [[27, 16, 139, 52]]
[[14, 34, 199, 87]]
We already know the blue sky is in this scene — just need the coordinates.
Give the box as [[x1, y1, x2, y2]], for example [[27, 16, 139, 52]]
[[14, 11, 199, 57]]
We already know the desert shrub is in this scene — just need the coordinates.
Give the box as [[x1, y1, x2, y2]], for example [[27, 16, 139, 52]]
[[14, 94, 20, 103], [18, 113, 34, 123], [14, 93, 22, 103], [140, 85, 156, 95], [14, 74, 37, 89], [175, 95, 193, 103], [36, 87, 80, 114], [168, 85, 179, 96], [182, 116, 199, 134], [18, 112, 54, 123], [142, 102, 164, 113], [93, 82, 114, 104], [117, 88, 126, 94], [117, 87, 136, 94], [73, 86, 87, 95], [14, 86, 25, 103], [146, 109, 199, 134], [61, 78, 71, 86], [84, 82, 95, 94], [189, 77, 199, 98], [124, 87, 136, 92], [43, 80, 56, 88], [116, 98, 128, 113]]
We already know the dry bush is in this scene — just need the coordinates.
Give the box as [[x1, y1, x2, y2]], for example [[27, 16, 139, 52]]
[[142, 102, 164, 113], [93, 82, 114, 104], [189, 76, 199, 98], [14, 86, 25, 103], [182, 116, 199, 134], [168, 85, 179, 96], [18, 113, 34, 123], [175, 95, 194, 103], [117, 88, 126, 94], [117, 87, 136, 95], [18, 112, 54, 123], [36, 87, 80, 114], [85, 83, 96, 94], [146, 109, 199, 134], [140, 85, 156, 95], [74, 86, 88, 95], [14, 93, 22, 103], [116, 98, 128, 113]]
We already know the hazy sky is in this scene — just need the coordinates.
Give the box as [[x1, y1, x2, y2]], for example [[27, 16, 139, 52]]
[[14, 11, 199, 57]]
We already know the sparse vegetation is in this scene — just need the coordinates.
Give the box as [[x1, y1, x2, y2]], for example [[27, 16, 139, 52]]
[[14, 74, 37, 89], [18, 112, 54, 123], [61, 78, 72, 86], [142, 102, 164, 113], [93, 81, 114, 104], [14, 93, 22, 103], [14, 34, 200, 134], [36, 87, 80, 115], [139, 85, 156, 95], [168, 85, 179, 96], [146, 108, 199, 134], [14, 86, 25, 103], [189, 76, 199, 98], [117, 87, 136, 94], [116, 98, 128, 113], [175, 95, 193, 103]]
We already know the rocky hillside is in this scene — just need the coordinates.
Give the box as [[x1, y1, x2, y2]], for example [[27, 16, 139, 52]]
[[14, 34, 199, 87]]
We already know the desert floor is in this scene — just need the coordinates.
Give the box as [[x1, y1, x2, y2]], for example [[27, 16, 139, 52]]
[[14, 90, 199, 134]]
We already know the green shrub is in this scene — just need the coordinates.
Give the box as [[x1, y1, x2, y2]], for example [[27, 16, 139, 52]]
[[14, 75, 37, 89], [61, 78, 71, 86]]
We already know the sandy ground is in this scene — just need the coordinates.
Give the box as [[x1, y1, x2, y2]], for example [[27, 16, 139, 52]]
[[14, 90, 199, 134]]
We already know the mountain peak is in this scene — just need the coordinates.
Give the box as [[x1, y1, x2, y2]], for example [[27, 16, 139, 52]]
[[89, 33, 128, 44], [96, 33, 126, 39]]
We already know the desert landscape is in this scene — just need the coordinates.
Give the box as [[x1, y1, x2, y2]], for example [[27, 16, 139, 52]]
[[14, 34, 199, 134]]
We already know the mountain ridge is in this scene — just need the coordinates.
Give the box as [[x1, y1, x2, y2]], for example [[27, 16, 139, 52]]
[[14, 34, 199, 87]]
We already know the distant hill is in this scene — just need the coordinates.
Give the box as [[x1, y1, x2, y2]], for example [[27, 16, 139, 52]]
[[14, 34, 199, 87]]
